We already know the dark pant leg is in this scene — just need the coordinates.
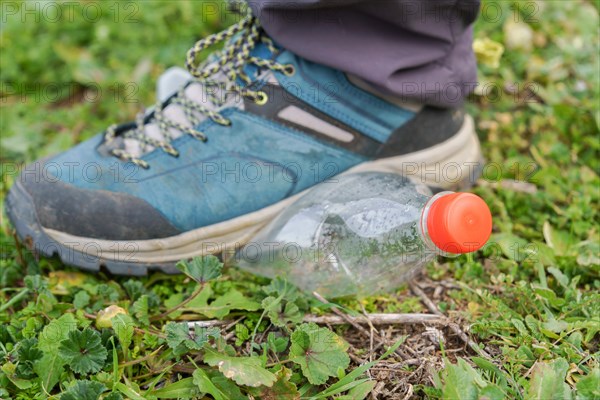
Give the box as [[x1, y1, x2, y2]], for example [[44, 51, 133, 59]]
[[249, 0, 480, 107]]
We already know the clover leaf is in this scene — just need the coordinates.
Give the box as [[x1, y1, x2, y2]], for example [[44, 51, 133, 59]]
[[176, 256, 223, 284], [289, 323, 350, 385], [59, 329, 108, 375]]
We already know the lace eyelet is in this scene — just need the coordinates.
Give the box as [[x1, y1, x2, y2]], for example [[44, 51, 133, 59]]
[[283, 64, 296, 77], [255, 91, 269, 106]]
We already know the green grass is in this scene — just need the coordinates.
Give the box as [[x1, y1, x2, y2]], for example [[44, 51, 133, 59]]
[[1, 0, 599, 399]]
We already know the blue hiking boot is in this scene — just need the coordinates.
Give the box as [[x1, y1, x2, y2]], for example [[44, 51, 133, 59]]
[[5, 15, 482, 275]]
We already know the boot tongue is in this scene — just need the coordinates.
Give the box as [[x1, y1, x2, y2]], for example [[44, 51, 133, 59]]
[[121, 65, 239, 158], [122, 78, 217, 158], [116, 40, 279, 159], [157, 67, 193, 103]]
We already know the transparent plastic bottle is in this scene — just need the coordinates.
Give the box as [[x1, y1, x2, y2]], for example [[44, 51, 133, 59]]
[[236, 172, 492, 298]]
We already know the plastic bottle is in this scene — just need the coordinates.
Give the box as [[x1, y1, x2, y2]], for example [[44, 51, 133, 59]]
[[236, 172, 492, 298]]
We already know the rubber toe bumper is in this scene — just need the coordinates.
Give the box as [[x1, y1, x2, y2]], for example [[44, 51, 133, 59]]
[[5, 177, 181, 275]]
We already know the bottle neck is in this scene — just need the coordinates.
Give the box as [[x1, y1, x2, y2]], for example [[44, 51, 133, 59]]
[[419, 191, 460, 258]]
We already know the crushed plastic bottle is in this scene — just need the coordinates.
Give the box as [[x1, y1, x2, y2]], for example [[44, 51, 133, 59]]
[[236, 172, 492, 298]]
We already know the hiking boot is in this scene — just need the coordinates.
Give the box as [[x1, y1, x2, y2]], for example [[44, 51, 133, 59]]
[[5, 15, 483, 275]]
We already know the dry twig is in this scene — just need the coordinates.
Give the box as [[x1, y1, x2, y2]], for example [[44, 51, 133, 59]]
[[186, 313, 443, 330], [409, 281, 492, 359]]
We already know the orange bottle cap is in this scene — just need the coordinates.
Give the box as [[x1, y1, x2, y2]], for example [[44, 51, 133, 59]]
[[426, 192, 492, 254]]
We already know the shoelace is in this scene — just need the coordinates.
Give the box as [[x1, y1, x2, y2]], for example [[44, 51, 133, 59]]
[[103, 14, 295, 169]]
